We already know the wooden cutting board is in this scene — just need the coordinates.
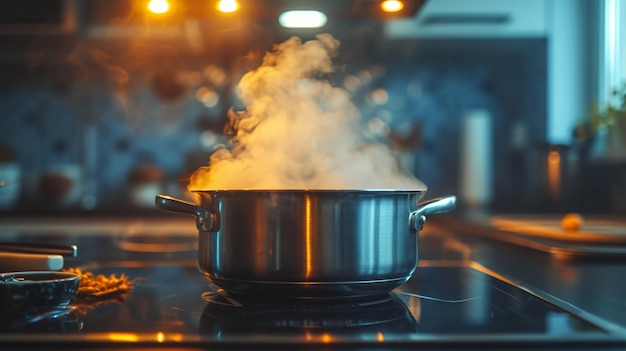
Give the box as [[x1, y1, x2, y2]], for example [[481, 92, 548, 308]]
[[490, 215, 626, 244]]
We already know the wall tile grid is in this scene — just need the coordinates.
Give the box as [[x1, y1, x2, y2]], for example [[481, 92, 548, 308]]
[[0, 39, 550, 212]]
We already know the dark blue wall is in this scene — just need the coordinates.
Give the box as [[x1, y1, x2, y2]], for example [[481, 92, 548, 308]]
[[0, 36, 551, 213]]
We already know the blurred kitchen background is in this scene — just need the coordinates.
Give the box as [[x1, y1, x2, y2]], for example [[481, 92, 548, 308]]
[[0, 0, 624, 215]]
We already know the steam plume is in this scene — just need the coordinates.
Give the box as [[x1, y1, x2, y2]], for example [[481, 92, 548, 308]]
[[189, 34, 425, 190]]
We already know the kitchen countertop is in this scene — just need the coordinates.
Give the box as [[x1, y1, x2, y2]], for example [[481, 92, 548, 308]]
[[1, 213, 626, 350], [431, 214, 626, 332]]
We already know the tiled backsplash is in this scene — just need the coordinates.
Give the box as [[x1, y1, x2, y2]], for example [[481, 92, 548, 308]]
[[0, 37, 583, 213]]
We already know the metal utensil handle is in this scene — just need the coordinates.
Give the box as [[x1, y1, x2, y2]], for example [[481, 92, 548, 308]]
[[409, 195, 457, 232], [0, 243, 77, 257], [155, 194, 217, 232]]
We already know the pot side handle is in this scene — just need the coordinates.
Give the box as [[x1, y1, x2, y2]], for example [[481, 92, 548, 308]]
[[155, 194, 217, 232], [409, 195, 457, 232]]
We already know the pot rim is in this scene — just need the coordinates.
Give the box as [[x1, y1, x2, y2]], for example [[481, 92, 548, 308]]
[[190, 188, 427, 193]]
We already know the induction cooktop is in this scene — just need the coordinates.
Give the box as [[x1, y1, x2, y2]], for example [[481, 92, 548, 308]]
[[1, 259, 624, 349]]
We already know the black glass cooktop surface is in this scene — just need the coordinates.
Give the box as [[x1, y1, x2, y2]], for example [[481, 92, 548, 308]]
[[1, 258, 623, 348], [0, 218, 624, 349]]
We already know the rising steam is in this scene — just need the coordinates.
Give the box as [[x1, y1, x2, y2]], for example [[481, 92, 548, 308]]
[[188, 34, 426, 190]]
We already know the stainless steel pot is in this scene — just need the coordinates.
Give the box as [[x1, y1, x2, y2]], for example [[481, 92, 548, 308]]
[[156, 191, 456, 300]]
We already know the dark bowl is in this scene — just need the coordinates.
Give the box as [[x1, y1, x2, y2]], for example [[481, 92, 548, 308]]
[[0, 271, 80, 313]]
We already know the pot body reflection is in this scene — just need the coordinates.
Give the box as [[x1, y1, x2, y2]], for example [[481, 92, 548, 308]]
[[198, 292, 419, 335]]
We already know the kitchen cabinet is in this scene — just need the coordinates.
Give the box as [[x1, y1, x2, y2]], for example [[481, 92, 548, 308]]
[[385, 0, 599, 147], [0, 0, 76, 35], [78, 0, 184, 40], [0, 1, 78, 69]]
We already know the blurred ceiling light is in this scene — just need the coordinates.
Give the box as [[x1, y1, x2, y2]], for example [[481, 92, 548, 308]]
[[381, 0, 404, 13], [279, 11, 327, 28], [217, 0, 239, 13], [147, 0, 170, 14]]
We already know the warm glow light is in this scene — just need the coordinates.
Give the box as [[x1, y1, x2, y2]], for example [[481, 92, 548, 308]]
[[547, 149, 561, 201], [147, 0, 170, 14], [321, 333, 333, 343], [305, 195, 313, 278], [279, 11, 327, 28], [217, 0, 239, 13], [106, 332, 140, 342], [381, 0, 404, 12]]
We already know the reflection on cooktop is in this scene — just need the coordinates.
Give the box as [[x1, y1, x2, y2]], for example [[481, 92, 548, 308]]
[[396, 263, 605, 335], [196, 263, 605, 337], [199, 291, 419, 335], [0, 260, 614, 344], [0, 308, 82, 334]]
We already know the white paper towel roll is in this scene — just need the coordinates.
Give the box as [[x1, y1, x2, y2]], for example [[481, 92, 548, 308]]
[[460, 110, 493, 208]]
